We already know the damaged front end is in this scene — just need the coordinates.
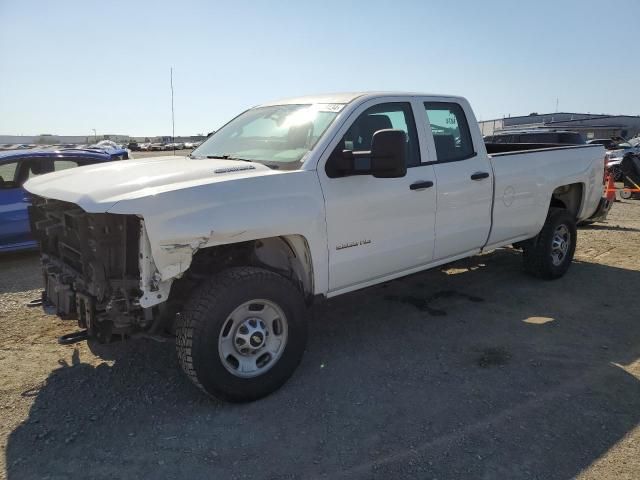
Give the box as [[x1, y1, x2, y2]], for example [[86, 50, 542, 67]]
[[29, 196, 165, 342]]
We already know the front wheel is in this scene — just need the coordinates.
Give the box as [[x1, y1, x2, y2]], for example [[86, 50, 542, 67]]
[[522, 208, 577, 279], [176, 267, 307, 402]]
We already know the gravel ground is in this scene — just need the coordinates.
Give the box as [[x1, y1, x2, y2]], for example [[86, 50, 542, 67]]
[[1, 199, 639, 480]]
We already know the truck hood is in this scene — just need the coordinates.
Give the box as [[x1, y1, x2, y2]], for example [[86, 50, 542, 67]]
[[24, 156, 276, 212]]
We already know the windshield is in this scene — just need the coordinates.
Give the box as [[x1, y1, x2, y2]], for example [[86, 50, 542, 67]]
[[191, 103, 343, 169]]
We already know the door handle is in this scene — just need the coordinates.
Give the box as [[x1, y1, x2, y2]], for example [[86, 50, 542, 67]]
[[470, 172, 490, 180], [410, 180, 434, 190]]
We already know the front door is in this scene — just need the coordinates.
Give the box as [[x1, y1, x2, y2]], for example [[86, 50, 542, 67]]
[[318, 99, 437, 293]]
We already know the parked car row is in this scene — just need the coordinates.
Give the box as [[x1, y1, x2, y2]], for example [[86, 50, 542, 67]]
[[617, 152, 640, 200], [128, 141, 202, 151], [2, 140, 205, 153], [0, 143, 97, 151], [586, 138, 640, 180], [1, 142, 131, 152]]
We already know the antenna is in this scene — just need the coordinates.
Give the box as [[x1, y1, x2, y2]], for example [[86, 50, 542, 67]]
[[171, 67, 175, 154]]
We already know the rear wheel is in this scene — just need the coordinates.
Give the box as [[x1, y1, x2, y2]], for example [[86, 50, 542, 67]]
[[523, 208, 577, 279], [176, 267, 307, 402]]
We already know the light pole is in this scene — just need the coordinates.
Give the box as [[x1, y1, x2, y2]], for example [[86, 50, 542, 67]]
[[170, 67, 175, 154]]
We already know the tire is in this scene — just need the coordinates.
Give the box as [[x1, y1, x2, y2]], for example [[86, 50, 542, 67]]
[[522, 208, 577, 279], [620, 188, 633, 200], [175, 266, 307, 402]]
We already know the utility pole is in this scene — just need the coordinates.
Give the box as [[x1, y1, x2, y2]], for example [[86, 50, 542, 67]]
[[171, 67, 175, 154]]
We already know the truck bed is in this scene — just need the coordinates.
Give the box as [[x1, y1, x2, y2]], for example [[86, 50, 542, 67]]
[[485, 142, 590, 155], [483, 143, 605, 248]]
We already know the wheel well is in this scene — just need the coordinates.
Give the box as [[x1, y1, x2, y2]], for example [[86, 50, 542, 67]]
[[167, 235, 314, 307], [551, 183, 583, 218]]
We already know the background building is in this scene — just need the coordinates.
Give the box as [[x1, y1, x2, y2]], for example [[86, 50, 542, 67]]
[[479, 112, 640, 140]]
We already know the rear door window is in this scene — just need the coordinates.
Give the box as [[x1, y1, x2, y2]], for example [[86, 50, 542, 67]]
[[0, 162, 19, 188], [26, 159, 80, 181], [26, 159, 54, 179], [424, 102, 475, 161], [54, 160, 79, 171]]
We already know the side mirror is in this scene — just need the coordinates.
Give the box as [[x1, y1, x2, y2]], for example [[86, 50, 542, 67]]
[[327, 129, 407, 178], [369, 129, 407, 178]]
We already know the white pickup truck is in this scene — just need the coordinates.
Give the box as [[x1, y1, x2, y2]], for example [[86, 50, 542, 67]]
[[25, 92, 605, 402]]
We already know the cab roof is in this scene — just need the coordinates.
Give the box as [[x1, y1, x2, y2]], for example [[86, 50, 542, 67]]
[[258, 91, 464, 107]]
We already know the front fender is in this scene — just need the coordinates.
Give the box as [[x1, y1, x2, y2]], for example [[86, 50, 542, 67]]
[[110, 171, 329, 300]]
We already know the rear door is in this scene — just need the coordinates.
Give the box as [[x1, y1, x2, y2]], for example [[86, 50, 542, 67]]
[[0, 160, 32, 249], [419, 100, 493, 260], [0, 157, 82, 250]]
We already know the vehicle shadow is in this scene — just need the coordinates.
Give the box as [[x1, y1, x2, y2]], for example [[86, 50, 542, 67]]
[[5, 249, 640, 479], [580, 223, 640, 233]]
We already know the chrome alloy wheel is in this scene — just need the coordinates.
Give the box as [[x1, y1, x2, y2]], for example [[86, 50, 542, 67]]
[[218, 299, 288, 378], [550, 224, 570, 266]]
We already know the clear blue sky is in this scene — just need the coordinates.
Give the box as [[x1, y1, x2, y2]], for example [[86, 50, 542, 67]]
[[1, 0, 639, 136]]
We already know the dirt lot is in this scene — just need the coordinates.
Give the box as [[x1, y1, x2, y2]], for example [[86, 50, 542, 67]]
[[1, 199, 639, 480]]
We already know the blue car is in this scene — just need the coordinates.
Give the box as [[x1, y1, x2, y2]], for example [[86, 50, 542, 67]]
[[0, 148, 126, 253]]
